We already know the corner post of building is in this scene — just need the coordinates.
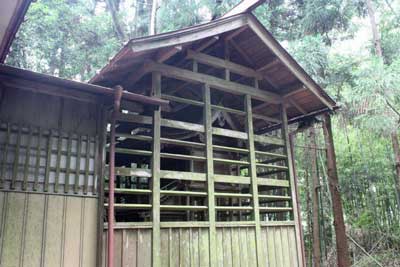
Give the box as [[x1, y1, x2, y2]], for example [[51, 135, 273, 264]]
[[96, 105, 108, 267], [281, 102, 304, 267], [203, 83, 217, 267], [245, 94, 264, 267], [107, 85, 123, 267], [288, 132, 307, 267], [322, 113, 351, 267], [151, 71, 162, 267]]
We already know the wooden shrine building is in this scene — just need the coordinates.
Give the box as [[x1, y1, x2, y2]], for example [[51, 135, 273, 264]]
[[0, 4, 337, 267]]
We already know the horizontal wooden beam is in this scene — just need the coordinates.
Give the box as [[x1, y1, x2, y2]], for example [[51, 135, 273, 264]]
[[160, 205, 208, 211], [161, 138, 205, 148], [212, 127, 248, 140], [212, 145, 249, 153], [160, 170, 206, 181], [160, 152, 206, 161], [116, 113, 205, 133], [106, 188, 152, 194], [214, 192, 252, 198], [215, 206, 253, 211], [115, 167, 151, 177], [214, 174, 250, 184], [160, 190, 207, 196], [255, 150, 286, 158], [104, 203, 152, 209], [214, 158, 250, 165], [253, 134, 284, 146], [186, 49, 263, 79], [259, 207, 293, 213], [211, 104, 246, 116], [257, 178, 289, 187], [147, 60, 282, 103], [161, 94, 204, 106]]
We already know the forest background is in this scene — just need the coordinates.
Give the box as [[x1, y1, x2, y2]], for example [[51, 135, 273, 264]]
[[6, 0, 400, 266]]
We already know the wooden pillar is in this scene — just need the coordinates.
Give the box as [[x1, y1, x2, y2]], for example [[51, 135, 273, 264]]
[[204, 84, 217, 267], [281, 104, 305, 267], [152, 72, 162, 267], [309, 126, 321, 267], [322, 113, 351, 267], [245, 94, 264, 267], [289, 133, 307, 267]]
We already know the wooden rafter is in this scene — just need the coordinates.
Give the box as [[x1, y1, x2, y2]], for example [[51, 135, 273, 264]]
[[247, 14, 335, 110], [125, 45, 182, 85]]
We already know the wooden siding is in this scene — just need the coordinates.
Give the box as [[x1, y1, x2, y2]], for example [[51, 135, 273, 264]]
[[103, 225, 299, 267], [0, 191, 98, 267]]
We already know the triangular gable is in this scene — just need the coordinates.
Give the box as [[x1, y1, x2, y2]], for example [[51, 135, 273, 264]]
[[90, 13, 336, 118]]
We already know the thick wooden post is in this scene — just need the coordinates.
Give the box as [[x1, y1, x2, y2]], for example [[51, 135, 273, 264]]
[[322, 114, 351, 267], [107, 86, 123, 267], [245, 94, 264, 267], [152, 72, 162, 267], [309, 126, 321, 267], [204, 84, 217, 267], [289, 133, 307, 267], [281, 104, 304, 267]]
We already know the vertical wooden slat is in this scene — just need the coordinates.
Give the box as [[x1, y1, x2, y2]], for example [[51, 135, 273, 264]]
[[0, 123, 11, 189], [1, 192, 25, 267], [231, 228, 240, 267], [160, 229, 169, 267], [93, 136, 99, 195], [267, 227, 276, 267], [33, 127, 41, 191], [22, 126, 32, 191], [199, 228, 210, 267], [84, 135, 90, 194], [245, 94, 264, 267], [11, 125, 22, 190], [204, 84, 217, 267], [44, 130, 53, 192], [22, 194, 45, 266], [239, 227, 248, 267], [63, 197, 82, 267], [82, 198, 98, 267], [151, 71, 162, 267], [54, 130, 63, 193], [281, 104, 304, 267], [74, 135, 82, 194], [64, 134, 73, 193]]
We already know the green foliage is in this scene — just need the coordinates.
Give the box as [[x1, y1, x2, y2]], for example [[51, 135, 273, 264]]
[[7, 0, 121, 81], [287, 35, 329, 85]]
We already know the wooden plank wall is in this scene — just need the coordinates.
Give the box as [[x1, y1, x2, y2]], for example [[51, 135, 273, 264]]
[[102, 225, 299, 267], [0, 191, 98, 267]]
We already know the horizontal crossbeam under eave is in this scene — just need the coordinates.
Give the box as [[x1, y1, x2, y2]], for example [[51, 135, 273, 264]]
[[186, 49, 263, 79], [146, 60, 283, 104]]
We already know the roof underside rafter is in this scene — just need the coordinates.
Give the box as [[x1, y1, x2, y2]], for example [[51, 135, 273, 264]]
[[90, 12, 336, 121]]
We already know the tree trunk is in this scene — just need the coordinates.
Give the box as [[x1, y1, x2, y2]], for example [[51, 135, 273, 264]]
[[322, 114, 351, 267], [309, 126, 321, 267], [391, 132, 400, 212], [366, 0, 383, 57], [149, 0, 158, 35], [105, 0, 125, 42]]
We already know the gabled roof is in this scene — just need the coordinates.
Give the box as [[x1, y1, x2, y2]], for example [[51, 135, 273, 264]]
[[0, 0, 32, 63], [90, 12, 336, 121]]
